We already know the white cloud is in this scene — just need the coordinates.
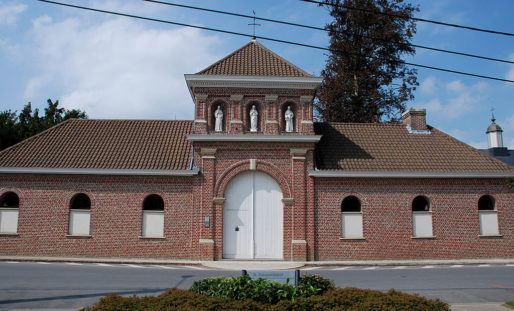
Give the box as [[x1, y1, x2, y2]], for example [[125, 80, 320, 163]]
[[420, 76, 437, 95], [499, 114, 514, 131], [506, 53, 514, 81], [24, 15, 221, 119], [0, 2, 27, 25]]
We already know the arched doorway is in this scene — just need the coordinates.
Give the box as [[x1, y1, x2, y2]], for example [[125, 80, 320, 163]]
[[223, 171, 283, 259]]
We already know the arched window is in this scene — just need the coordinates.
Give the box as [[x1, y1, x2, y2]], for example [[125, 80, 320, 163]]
[[341, 196, 363, 238], [478, 195, 499, 235], [412, 196, 433, 237], [0, 192, 20, 234], [68, 193, 91, 236], [142, 194, 164, 237]]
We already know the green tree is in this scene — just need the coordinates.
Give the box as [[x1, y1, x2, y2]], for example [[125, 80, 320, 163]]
[[316, 0, 419, 123], [0, 99, 87, 151]]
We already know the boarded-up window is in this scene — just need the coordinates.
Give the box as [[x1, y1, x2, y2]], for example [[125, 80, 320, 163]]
[[0, 192, 19, 234], [69, 193, 91, 236], [341, 196, 363, 238], [478, 195, 499, 235], [412, 196, 433, 237], [142, 194, 164, 237]]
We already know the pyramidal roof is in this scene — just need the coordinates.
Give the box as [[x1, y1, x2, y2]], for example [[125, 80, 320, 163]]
[[196, 40, 314, 77]]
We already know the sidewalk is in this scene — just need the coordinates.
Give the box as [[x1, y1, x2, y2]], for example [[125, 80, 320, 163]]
[[450, 303, 512, 311], [1, 255, 513, 269]]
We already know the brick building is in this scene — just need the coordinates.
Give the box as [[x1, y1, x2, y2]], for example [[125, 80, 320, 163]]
[[0, 40, 513, 261]]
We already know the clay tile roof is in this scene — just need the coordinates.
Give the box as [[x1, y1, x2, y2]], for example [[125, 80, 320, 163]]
[[0, 119, 194, 171], [314, 122, 514, 173], [197, 40, 314, 77]]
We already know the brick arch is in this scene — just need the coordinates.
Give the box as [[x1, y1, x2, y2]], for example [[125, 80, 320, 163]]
[[0, 188, 24, 207], [215, 160, 292, 198]]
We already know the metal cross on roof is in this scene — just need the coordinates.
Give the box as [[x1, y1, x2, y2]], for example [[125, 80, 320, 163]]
[[248, 10, 261, 39]]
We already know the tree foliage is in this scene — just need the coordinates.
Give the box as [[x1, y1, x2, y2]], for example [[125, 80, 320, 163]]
[[316, 0, 419, 123], [0, 99, 87, 150]]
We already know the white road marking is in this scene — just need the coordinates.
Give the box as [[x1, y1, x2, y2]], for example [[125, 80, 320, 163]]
[[451, 265, 464, 268], [392, 266, 406, 269], [96, 263, 113, 267], [152, 265, 179, 270], [333, 267, 351, 270], [37, 262, 50, 265], [302, 267, 321, 271], [6, 261, 18, 264], [66, 262, 82, 266], [478, 264, 490, 267], [124, 264, 144, 268], [506, 264, 514, 267], [422, 265, 434, 269], [363, 267, 377, 270]]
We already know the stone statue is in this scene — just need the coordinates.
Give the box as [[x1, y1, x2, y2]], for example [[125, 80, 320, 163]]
[[214, 106, 223, 132], [249, 105, 258, 132], [285, 106, 294, 132]]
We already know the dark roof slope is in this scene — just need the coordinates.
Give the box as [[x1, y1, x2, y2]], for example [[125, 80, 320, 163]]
[[314, 122, 514, 173], [0, 119, 194, 170], [197, 40, 314, 77]]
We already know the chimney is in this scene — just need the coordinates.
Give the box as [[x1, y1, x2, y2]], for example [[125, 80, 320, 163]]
[[402, 108, 427, 131]]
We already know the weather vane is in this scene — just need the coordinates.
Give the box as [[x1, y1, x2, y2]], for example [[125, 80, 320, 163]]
[[490, 107, 496, 122], [248, 10, 261, 39]]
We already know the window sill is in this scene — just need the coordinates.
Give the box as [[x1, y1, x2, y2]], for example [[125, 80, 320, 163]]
[[138, 236, 166, 240], [66, 234, 92, 239], [0, 232, 19, 236], [479, 234, 503, 238], [340, 237, 366, 241], [411, 236, 436, 239]]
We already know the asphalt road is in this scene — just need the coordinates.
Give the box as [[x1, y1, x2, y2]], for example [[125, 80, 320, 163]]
[[0, 262, 512, 310]]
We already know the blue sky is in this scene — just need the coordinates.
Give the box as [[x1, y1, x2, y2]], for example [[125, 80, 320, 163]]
[[1, 0, 513, 149]]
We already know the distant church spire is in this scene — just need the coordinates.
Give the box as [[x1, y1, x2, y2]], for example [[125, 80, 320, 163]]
[[486, 110, 503, 148]]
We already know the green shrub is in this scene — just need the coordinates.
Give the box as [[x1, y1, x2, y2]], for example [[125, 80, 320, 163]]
[[273, 287, 450, 311], [189, 273, 334, 304], [82, 287, 450, 311]]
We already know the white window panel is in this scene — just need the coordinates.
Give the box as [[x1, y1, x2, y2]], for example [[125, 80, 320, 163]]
[[413, 212, 433, 237], [0, 208, 19, 233], [69, 210, 90, 235], [142, 211, 164, 237], [479, 211, 499, 235], [342, 213, 363, 238]]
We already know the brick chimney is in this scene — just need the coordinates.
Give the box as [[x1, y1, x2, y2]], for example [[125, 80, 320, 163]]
[[402, 108, 427, 131]]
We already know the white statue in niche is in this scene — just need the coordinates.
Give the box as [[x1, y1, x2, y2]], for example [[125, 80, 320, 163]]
[[249, 105, 258, 132], [285, 106, 294, 132], [214, 106, 223, 132]]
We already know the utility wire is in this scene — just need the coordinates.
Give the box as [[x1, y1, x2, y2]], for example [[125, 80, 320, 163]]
[[36, 0, 514, 83], [144, 0, 513, 65], [301, 0, 514, 37]]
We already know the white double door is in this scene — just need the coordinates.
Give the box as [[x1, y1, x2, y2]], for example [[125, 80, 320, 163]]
[[223, 171, 283, 259]]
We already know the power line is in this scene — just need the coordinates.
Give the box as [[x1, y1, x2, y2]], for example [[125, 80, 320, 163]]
[[144, 0, 513, 65], [300, 0, 514, 37], [36, 0, 514, 83]]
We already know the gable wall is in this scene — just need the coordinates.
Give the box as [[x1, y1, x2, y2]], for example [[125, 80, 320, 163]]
[[315, 177, 513, 260], [0, 174, 196, 259]]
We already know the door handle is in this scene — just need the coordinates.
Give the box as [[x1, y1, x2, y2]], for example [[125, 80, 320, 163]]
[[235, 226, 239, 231]]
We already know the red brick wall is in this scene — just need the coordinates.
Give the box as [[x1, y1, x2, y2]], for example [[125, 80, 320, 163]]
[[314, 177, 514, 260], [0, 174, 197, 259]]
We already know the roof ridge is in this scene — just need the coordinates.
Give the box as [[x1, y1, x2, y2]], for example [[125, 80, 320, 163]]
[[75, 119, 194, 122], [251, 40, 313, 77], [432, 127, 514, 171], [319, 121, 404, 126], [0, 118, 74, 156], [196, 41, 254, 75], [196, 40, 314, 77]]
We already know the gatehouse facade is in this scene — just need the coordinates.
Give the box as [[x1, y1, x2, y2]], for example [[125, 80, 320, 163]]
[[0, 40, 512, 261]]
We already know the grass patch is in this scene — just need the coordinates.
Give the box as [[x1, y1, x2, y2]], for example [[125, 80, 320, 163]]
[[505, 301, 514, 308]]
